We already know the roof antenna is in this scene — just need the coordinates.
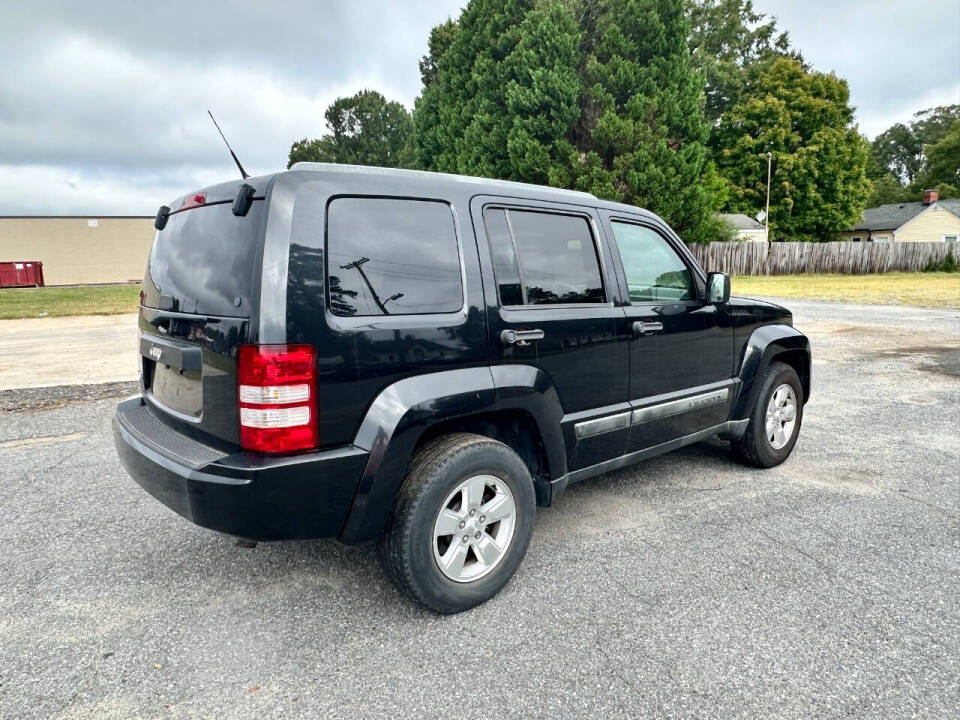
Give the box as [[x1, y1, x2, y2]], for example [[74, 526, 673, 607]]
[[207, 110, 249, 179]]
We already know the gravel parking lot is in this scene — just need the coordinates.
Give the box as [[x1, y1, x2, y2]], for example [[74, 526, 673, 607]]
[[1, 298, 958, 719]]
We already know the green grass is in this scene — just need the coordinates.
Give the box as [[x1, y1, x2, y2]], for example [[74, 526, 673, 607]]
[[0, 283, 141, 319], [733, 273, 960, 309], [1, 273, 957, 320]]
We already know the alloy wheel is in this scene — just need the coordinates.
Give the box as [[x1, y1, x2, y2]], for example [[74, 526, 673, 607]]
[[432, 474, 516, 583], [765, 383, 798, 450]]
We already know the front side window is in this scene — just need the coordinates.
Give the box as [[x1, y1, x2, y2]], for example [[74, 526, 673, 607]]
[[483, 208, 605, 306], [611, 222, 695, 304], [326, 198, 462, 316]]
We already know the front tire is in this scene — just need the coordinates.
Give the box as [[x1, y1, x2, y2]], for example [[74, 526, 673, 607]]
[[731, 360, 804, 468], [377, 433, 536, 614]]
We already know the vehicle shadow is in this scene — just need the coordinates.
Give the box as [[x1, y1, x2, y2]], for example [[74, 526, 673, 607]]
[[170, 439, 752, 612]]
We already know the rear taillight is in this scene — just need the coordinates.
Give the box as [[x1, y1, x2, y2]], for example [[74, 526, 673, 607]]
[[237, 344, 318, 454]]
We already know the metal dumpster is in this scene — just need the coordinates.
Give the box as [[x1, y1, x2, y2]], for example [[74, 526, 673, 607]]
[[0, 261, 45, 288]]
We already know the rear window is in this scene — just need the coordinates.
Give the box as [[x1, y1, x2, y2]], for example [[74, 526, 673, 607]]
[[326, 197, 462, 316], [144, 201, 265, 316]]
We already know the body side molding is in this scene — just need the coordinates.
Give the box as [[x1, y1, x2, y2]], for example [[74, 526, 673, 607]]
[[550, 419, 749, 501], [631, 386, 730, 425], [571, 384, 733, 438]]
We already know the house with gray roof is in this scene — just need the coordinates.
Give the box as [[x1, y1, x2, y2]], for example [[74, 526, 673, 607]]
[[841, 189, 960, 243], [721, 213, 767, 242]]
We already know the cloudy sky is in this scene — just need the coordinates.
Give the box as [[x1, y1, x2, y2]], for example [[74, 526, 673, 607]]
[[1, 0, 957, 215]]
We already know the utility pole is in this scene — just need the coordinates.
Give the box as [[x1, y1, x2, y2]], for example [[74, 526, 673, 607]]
[[765, 151, 772, 244], [340, 257, 402, 314]]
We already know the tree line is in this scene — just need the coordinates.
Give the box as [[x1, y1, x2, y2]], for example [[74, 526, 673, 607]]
[[288, 0, 960, 242], [868, 105, 960, 206]]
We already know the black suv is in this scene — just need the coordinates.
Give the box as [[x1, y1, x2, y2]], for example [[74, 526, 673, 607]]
[[114, 164, 810, 613]]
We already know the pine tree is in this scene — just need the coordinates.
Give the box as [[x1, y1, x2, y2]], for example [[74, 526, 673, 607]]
[[414, 0, 580, 185], [566, 0, 724, 242], [415, 0, 724, 243]]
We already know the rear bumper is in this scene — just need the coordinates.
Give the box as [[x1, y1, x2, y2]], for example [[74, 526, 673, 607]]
[[113, 398, 368, 541]]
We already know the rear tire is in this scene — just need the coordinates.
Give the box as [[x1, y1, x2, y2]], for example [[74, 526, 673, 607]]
[[377, 433, 536, 614], [731, 361, 804, 468]]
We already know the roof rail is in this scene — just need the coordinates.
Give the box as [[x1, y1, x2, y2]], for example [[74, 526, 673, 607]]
[[289, 162, 597, 200]]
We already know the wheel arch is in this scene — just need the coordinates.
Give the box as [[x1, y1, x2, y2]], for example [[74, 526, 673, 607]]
[[732, 324, 811, 419], [770, 348, 810, 403], [415, 409, 553, 506], [340, 365, 567, 544]]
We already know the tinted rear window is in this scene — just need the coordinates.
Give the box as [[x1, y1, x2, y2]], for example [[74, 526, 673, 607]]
[[484, 209, 604, 305], [144, 201, 265, 316], [327, 198, 462, 316]]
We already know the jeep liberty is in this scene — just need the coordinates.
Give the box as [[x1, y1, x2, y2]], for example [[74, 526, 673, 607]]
[[114, 164, 811, 613]]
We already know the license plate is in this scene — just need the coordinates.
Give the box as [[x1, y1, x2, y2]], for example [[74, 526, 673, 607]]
[[152, 364, 202, 418]]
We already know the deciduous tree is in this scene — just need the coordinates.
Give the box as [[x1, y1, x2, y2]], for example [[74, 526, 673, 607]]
[[918, 121, 960, 191], [871, 123, 923, 185], [288, 90, 415, 169], [687, 0, 798, 125], [713, 58, 871, 241], [868, 104, 960, 197]]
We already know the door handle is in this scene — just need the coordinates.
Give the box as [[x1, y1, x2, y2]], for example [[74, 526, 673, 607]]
[[500, 328, 545, 346], [632, 321, 664, 337]]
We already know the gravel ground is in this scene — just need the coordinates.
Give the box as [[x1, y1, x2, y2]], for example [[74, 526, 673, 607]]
[[0, 381, 138, 412], [1, 298, 958, 719]]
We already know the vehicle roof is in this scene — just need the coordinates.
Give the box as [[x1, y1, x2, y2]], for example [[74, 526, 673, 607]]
[[722, 213, 766, 230], [287, 162, 598, 202], [168, 163, 661, 224], [284, 163, 660, 220]]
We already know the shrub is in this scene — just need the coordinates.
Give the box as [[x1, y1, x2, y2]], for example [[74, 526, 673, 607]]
[[924, 250, 958, 273]]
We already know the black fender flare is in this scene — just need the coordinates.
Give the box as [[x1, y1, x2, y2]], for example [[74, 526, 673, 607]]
[[732, 324, 811, 419], [339, 365, 567, 544], [488, 364, 567, 483]]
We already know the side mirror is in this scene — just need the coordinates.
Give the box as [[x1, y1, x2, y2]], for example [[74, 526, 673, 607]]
[[706, 272, 730, 304]]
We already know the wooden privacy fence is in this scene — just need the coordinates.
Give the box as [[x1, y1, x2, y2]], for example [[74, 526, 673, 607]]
[[685, 242, 955, 275]]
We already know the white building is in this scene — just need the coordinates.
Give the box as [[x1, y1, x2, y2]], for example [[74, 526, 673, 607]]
[[721, 213, 767, 242], [842, 190, 960, 243]]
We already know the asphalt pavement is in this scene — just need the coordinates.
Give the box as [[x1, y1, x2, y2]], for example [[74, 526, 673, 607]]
[[1, 298, 958, 719]]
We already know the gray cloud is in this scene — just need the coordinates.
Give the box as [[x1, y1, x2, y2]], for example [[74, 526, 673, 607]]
[[761, 0, 959, 136], [0, 0, 464, 213], [0, 1, 957, 214]]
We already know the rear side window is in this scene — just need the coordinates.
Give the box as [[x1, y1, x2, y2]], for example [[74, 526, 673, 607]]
[[327, 198, 462, 316], [483, 208, 604, 306]]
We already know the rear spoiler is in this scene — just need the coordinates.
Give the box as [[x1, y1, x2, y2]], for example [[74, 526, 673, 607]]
[[155, 176, 270, 230]]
